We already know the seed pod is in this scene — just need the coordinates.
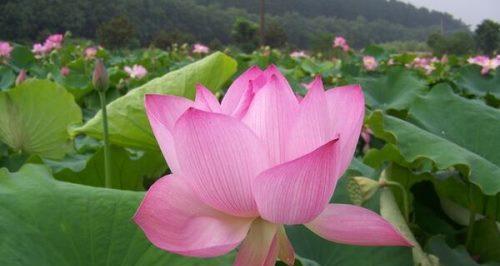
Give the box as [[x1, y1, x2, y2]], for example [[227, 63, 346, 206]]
[[347, 176, 380, 205]]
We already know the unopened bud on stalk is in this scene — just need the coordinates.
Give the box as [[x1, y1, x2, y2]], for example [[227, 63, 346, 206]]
[[347, 176, 380, 205], [15, 69, 27, 86], [92, 59, 109, 92]]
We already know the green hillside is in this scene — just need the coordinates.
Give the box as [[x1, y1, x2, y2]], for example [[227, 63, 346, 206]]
[[0, 0, 468, 48]]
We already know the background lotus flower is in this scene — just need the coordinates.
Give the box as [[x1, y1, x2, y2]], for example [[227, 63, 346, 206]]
[[84, 47, 97, 60], [193, 43, 210, 54], [32, 34, 64, 57], [290, 50, 308, 59], [134, 65, 412, 265], [333, 36, 350, 52], [363, 56, 378, 71], [32, 43, 48, 56], [60, 66, 70, 76], [0, 41, 13, 58], [468, 55, 499, 75], [409, 57, 436, 75], [124, 64, 148, 79], [46, 34, 64, 45]]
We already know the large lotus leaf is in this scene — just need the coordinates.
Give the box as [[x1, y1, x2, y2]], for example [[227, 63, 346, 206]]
[[0, 164, 233, 266], [9, 45, 35, 70], [357, 66, 426, 110], [42, 146, 165, 190], [366, 84, 500, 195], [286, 160, 413, 266], [71, 52, 237, 150], [454, 66, 500, 99], [0, 66, 15, 90], [0, 79, 82, 159]]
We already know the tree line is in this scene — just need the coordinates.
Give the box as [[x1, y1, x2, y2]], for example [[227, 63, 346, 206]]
[[1, 0, 471, 50]]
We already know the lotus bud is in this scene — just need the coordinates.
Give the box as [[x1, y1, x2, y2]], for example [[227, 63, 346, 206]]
[[347, 176, 380, 205], [92, 59, 109, 92], [15, 69, 27, 86]]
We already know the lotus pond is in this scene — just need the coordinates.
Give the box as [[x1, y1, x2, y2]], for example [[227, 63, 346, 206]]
[[0, 37, 499, 266]]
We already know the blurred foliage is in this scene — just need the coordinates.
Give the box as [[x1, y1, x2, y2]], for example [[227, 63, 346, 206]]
[[264, 20, 288, 48], [427, 31, 476, 56], [475, 20, 500, 55], [97, 16, 138, 49], [231, 18, 259, 53]]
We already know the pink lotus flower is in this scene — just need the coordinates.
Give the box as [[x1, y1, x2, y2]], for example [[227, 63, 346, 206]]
[[31, 34, 64, 57], [124, 65, 148, 79], [468, 55, 499, 75], [84, 47, 97, 60], [32, 34, 64, 57], [134, 65, 412, 265], [43, 34, 64, 51], [363, 56, 378, 71], [32, 43, 48, 56], [46, 34, 64, 45], [0, 41, 13, 58], [192, 43, 210, 54], [408, 57, 436, 75], [333, 36, 350, 52], [290, 50, 308, 59], [60, 66, 70, 76]]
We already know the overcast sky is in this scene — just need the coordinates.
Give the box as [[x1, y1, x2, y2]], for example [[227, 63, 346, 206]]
[[398, 0, 499, 29]]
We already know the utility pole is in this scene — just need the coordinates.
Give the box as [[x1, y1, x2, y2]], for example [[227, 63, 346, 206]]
[[259, 0, 265, 46], [441, 17, 444, 35]]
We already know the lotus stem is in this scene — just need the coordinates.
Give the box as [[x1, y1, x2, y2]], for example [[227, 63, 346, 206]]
[[379, 174, 410, 222], [99, 90, 112, 188]]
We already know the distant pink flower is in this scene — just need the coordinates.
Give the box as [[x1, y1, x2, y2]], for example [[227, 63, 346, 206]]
[[441, 55, 449, 64], [290, 50, 308, 59], [468, 55, 499, 75], [84, 47, 97, 60], [60, 66, 70, 76], [43, 34, 64, 50], [134, 65, 412, 265], [0, 41, 13, 58], [32, 43, 49, 56], [387, 58, 395, 65], [47, 34, 63, 44], [32, 33, 64, 57], [363, 56, 378, 71], [333, 36, 350, 52], [408, 57, 436, 75], [192, 43, 210, 54], [467, 55, 489, 65], [124, 64, 148, 79]]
